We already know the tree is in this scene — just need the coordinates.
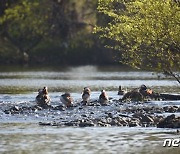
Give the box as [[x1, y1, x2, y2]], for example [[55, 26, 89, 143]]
[[95, 0, 180, 84], [0, 0, 50, 63], [0, 0, 100, 64]]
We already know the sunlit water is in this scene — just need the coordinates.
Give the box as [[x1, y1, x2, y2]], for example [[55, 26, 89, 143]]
[[0, 66, 179, 153]]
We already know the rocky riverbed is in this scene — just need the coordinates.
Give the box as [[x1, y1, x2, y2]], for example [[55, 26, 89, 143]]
[[2, 98, 180, 129], [0, 68, 180, 153]]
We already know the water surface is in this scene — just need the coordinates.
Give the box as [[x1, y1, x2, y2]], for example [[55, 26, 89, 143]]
[[0, 66, 179, 154]]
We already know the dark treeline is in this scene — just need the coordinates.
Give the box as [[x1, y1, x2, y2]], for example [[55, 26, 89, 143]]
[[0, 0, 118, 66]]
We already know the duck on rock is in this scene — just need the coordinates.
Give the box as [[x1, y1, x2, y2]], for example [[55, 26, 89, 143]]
[[118, 85, 127, 95], [82, 87, 91, 105], [60, 92, 73, 107], [36, 87, 51, 107], [99, 90, 109, 105], [121, 84, 154, 101]]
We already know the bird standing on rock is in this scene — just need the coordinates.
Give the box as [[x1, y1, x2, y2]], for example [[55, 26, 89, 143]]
[[121, 84, 154, 101], [99, 90, 109, 105], [82, 87, 91, 105], [139, 84, 153, 97], [36, 87, 51, 107], [60, 92, 73, 107], [118, 86, 126, 95]]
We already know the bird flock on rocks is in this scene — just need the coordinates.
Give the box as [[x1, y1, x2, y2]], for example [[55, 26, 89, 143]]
[[36, 85, 155, 108]]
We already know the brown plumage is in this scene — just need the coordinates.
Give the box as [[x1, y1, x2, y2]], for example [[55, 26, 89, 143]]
[[60, 92, 73, 107], [121, 85, 154, 101], [99, 90, 109, 104], [36, 87, 50, 107], [82, 87, 91, 104]]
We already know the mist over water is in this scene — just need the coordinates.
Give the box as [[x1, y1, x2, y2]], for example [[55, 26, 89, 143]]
[[0, 65, 179, 94], [68, 65, 98, 80]]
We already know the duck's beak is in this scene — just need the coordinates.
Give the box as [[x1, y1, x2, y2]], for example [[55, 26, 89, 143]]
[[147, 89, 153, 94]]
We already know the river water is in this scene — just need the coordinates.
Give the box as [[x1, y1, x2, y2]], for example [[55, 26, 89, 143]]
[[0, 65, 179, 154]]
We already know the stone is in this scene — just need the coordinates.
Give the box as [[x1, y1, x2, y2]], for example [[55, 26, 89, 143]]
[[81, 114, 87, 117], [157, 114, 180, 128], [106, 117, 112, 124], [141, 115, 154, 123], [163, 106, 177, 113], [128, 121, 139, 127], [64, 122, 75, 126], [133, 113, 154, 123], [79, 121, 94, 127]]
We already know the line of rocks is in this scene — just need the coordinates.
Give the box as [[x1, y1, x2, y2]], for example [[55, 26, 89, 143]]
[[3, 103, 180, 115], [39, 113, 180, 128], [2, 102, 180, 128]]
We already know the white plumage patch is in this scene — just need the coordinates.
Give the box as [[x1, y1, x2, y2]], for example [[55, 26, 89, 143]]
[[82, 94, 90, 101]]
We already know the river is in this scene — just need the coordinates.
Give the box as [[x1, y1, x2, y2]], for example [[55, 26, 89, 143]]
[[0, 65, 179, 154]]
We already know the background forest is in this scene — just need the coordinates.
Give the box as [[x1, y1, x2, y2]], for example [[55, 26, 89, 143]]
[[0, 0, 117, 66]]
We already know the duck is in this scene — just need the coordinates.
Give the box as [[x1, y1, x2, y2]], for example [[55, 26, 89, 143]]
[[121, 89, 143, 101], [99, 90, 109, 105], [139, 84, 147, 96], [118, 85, 126, 95], [121, 84, 154, 101], [139, 84, 153, 97], [60, 92, 73, 107], [36, 87, 51, 107], [82, 87, 91, 104]]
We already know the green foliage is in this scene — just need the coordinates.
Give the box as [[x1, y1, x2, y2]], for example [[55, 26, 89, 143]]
[[95, 0, 180, 74], [1, 0, 49, 35], [0, 0, 50, 55], [0, 0, 115, 65]]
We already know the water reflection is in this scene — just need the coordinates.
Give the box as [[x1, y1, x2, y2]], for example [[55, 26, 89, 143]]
[[0, 125, 179, 154]]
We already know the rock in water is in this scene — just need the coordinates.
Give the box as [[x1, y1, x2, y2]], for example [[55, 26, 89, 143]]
[[159, 93, 180, 100], [157, 114, 180, 128]]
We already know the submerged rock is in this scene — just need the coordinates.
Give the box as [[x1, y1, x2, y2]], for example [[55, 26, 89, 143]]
[[3, 104, 52, 114], [64, 122, 76, 127], [163, 106, 178, 113], [128, 121, 140, 127], [159, 94, 180, 100], [4, 106, 22, 114], [133, 113, 154, 123], [157, 114, 180, 128], [79, 121, 95, 127]]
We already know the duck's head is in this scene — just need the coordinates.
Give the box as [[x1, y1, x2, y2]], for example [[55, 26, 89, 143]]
[[83, 87, 91, 93], [140, 84, 147, 91], [43, 86, 48, 94], [84, 87, 88, 90], [119, 86, 122, 90], [101, 89, 106, 93], [64, 92, 71, 97]]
